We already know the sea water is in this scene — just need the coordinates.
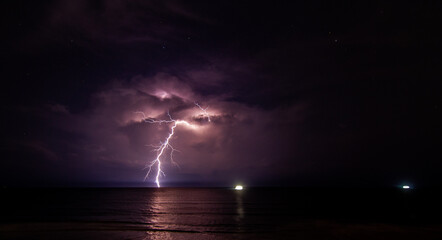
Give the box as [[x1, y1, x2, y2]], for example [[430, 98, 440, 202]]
[[1, 188, 441, 239]]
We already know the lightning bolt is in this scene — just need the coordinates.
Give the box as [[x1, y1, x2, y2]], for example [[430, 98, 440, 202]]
[[195, 102, 211, 122], [136, 103, 210, 187]]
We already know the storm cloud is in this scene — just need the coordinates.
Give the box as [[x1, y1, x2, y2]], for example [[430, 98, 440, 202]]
[[2, 1, 441, 187]]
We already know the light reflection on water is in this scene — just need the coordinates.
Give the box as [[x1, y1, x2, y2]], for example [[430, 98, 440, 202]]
[[235, 190, 244, 228], [137, 188, 249, 239], [140, 188, 247, 233]]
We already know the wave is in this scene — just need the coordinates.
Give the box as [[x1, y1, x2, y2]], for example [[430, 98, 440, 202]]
[[0, 220, 254, 234]]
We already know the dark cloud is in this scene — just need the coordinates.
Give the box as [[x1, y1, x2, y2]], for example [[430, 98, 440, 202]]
[[20, 68, 306, 186], [1, 1, 441, 187]]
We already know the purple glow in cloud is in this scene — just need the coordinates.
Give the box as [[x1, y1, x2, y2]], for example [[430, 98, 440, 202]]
[[24, 70, 304, 186]]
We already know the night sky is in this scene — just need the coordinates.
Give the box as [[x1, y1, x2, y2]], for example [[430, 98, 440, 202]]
[[1, 1, 441, 187]]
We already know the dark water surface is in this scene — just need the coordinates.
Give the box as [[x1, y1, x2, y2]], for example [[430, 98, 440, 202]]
[[1, 188, 442, 239]]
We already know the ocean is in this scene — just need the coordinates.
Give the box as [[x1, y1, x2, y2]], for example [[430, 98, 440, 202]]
[[1, 187, 442, 239]]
